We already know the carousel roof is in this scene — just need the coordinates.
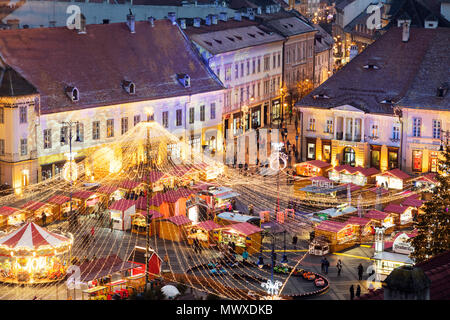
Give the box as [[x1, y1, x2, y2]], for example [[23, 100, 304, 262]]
[[46, 195, 70, 205], [0, 222, 71, 250], [0, 206, 21, 216]]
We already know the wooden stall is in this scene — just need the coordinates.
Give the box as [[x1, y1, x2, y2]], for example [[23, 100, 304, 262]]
[[46, 195, 74, 220], [186, 220, 224, 248], [384, 203, 414, 229], [20, 201, 56, 225], [346, 216, 374, 242], [131, 209, 163, 236], [314, 220, 358, 253], [375, 168, 412, 190], [158, 215, 192, 242], [412, 173, 437, 200], [109, 199, 136, 231], [401, 196, 425, 221], [95, 184, 124, 203], [0, 206, 26, 230], [364, 210, 395, 234], [142, 171, 172, 192], [127, 246, 162, 281], [328, 165, 379, 186], [119, 180, 146, 199], [294, 160, 332, 177], [72, 190, 101, 215], [165, 189, 194, 217], [218, 222, 262, 255]]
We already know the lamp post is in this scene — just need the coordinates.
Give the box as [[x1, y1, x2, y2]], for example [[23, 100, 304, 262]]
[[61, 121, 81, 230], [258, 230, 276, 282], [281, 229, 288, 266], [144, 107, 154, 293]]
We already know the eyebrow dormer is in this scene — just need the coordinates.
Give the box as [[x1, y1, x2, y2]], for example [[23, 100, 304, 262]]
[[122, 80, 135, 95], [65, 86, 79, 102]]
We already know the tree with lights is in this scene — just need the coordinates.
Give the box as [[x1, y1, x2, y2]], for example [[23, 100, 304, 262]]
[[409, 143, 450, 263]]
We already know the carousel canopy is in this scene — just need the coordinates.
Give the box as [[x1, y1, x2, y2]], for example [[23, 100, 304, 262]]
[[46, 195, 70, 205], [0, 222, 71, 250], [0, 206, 20, 216]]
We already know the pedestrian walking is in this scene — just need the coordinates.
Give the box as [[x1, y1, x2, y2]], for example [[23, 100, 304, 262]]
[[349, 285, 355, 300], [242, 248, 249, 263], [357, 263, 364, 280], [41, 213, 47, 226], [356, 285, 361, 298], [320, 257, 326, 273], [292, 235, 298, 249], [336, 259, 343, 276], [324, 257, 330, 274]]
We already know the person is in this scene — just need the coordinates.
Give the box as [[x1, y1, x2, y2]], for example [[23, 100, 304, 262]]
[[230, 242, 236, 253], [320, 257, 326, 273], [356, 285, 361, 298], [357, 263, 364, 280], [292, 235, 298, 249], [349, 285, 355, 300], [248, 204, 254, 215], [336, 259, 343, 276], [41, 213, 47, 226], [242, 249, 249, 263], [323, 257, 330, 274], [91, 226, 95, 238]]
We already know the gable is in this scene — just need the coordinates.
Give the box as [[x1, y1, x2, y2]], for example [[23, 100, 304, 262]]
[[331, 104, 365, 113]]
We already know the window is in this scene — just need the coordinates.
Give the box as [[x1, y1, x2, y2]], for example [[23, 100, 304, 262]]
[[235, 64, 239, 79], [60, 126, 68, 146], [0, 107, 3, 123], [343, 147, 356, 166], [162, 111, 168, 128], [20, 138, 27, 156], [392, 124, 400, 140], [264, 56, 270, 71], [19, 106, 27, 124], [257, 58, 261, 73], [216, 67, 220, 79], [307, 142, 316, 160], [371, 150, 380, 169], [200, 105, 205, 122], [252, 84, 255, 99], [388, 149, 398, 169], [308, 118, 316, 131], [0, 139, 4, 155], [240, 62, 244, 77], [43, 129, 52, 149], [273, 54, 276, 69], [326, 119, 333, 133], [240, 87, 244, 102], [92, 121, 100, 140], [277, 53, 281, 68], [264, 80, 270, 95], [372, 123, 379, 137], [189, 107, 195, 124], [121, 117, 128, 135], [246, 60, 250, 75], [225, 64, 231, 81], [176, 109, 182, 126], [257, 82, 261, 97], [107, 119, 114, 138], [412, 118, 421, 137], [134, 115, 141, 126], [432, 120, 441, 139], [76, 122, 84, 142], [210, 103, 216, 120], [252, 59, 256, 74], [412, 150, 422, 172]]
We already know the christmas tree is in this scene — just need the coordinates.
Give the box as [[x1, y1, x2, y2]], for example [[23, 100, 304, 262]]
[[409, 143, 450, 263]]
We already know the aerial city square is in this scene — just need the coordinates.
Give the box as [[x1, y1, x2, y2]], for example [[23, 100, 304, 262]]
[[0, 0, 448, 305]]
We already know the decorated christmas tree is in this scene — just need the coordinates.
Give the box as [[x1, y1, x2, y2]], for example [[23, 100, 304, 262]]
[[410, 143, 450, 263]]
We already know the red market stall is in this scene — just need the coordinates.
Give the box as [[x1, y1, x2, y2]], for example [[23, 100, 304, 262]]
[[158, 215, 192, 242], [0, 206, 27, 230], [328, 165, 379, 186], [46, 195, 73, 220], [294, 160, 332, 177], [346, 216, 374, 241], [402, 196, 425, 220], [127, 246, 162, 279], [20, 201, 56, 225], [72, 190, 101, 214], [109, 199, 136, 231], [384, 203, 414, 228], [375, 168, 412, 190], [186, 220, 224, 248], [141, 171, 172, 192]]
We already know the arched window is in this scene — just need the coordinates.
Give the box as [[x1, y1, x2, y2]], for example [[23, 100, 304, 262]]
[[343, 147, 356, 166]]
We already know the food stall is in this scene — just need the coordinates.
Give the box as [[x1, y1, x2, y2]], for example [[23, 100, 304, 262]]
[[46, 195, 73, 220], [294, 160, 332, 177], [109, 199, 136, 231], [314, 220, 357, 253], [119, 179, 146, 196], [346, 216, 374, 241], [186, 196, 210, 223], [401, 196, 424, 221], [328, 165, 379, 186], [375, 168, 411, 190], [150, 193, 171, 218], [165, 189, 194, 217], [199, 162, 225, 181], [217, 222, 262, 255], [95, 184, 124, 202], [186, 220, 224, 248], [0, 222, 72, 284], [72, 190, 101, 215], [383, 204, 414, 229], [142, 170, 173, 192], [20, 201, 56, 225], [158, 215, 192, 242], [0, 206, 27, 230], [215, 212, 261, 227], [127, 246, 162, 279], [203, 187, 239, 213], [372, 251, 414, 282], [131, 209, 163, 236], [364, 210, 395, 234]]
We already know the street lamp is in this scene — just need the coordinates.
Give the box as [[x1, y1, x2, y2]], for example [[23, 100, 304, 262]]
[[144, 107, 154, 293], [60, 121, 81, 230]]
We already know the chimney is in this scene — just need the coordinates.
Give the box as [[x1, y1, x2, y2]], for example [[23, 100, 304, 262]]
[[78, 14, 86, 34], [234, 12, 242, 21], [212, 14, 218, 25], [402, 21, 410, 42], [180, 19, 186, 29], [205, 14, 212, 26], [127, 10, 135, 33], [148, 16, 155, 27], [219, 12, 227, 22], [193, 17, 201, 27], [168, 12, 177, 25]]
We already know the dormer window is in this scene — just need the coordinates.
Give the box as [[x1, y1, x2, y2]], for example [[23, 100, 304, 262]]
[[363, 63, 379, 70], [177, 73, 190, 88], [313, 93, 330, 99], [122, 80, 135, 95], [65, 86, 79, 102], [381, 99, 393, 104]]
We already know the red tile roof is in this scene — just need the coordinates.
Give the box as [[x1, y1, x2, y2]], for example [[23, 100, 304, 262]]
[[380, 168, 411, 180], [141, 171, 166, 183], [109, 199, 136, 211], [315, 220, 349, 233], [119, 180, 142, 190], [166, 215, 192, 226], [402, 197, 424, 208], [135, 210, 163, 219], [0, 20, 223, 114], [20, 201, 47, 211], [384, 203, 408, 214], [195, 220, 223, 232], [333, 165, 379, 176], [46, 195, 71, 205], [72, 190, 96, 200], [95, 184, 120, 194], [413, 173, 438, 184], [365, 210, 389, 220], [346, 216, 371, 226], [301, 160, 332, 168], [0, 206, 20, 216], [227, 222, 262, 236]]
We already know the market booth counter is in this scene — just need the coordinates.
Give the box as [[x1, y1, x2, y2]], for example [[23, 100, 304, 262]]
[[20, 201, 56, 226], [383, 204, 414, 229], [72, 190, 101, 215], [0, 206, 27, 230], [294, 160, 332, 177], [314, 220, 358, 253], [375, 168, 412, 190], [364, 210, 396, 234], [109, 199, 136, 231], [0, 222, 72, 284], [158, 215, 192, 242], [186, 220, 225, 248], [46, 195, 74, 220], [131, 209, 163, 236]]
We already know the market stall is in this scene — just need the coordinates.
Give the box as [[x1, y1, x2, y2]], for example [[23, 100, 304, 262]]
[[412, 173, 437, 200], [158, 215, 192, 242], [215, 212, 261, 227], [294, 160, 332, 177], [119, 180, 146, 199], [127, 246, 162, 279], [20, 201, 56, 226], [308, 236, 330, 256], [131, 209, 163, 236], [328, 165, 379, 186], [186, 195, 211, 223], [0, 222, 72, 284], [0, 206, 27, 230], [186, 220, 224, 248], [95, 184, 124, 203], [375, 168, 411, 190], [365, 210, 395, 234], [72, 190, 101, 215], [401, 196, 424, 220], [165, 189, 194, 217], [218, 222, 262, 255], [373, 251, 414, 282], [109, 199, 136, 231], [346, 216, 374, 241], [314, 220, 357, 253], [203, 186, 239, 213], [383, 204, 414, 228], [46, 195, 73, 220], [142, 170, 172, 192], [309, 204, 357, 223]]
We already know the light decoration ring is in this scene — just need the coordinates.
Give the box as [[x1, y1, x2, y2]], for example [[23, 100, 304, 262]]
[[261, 279, 282, 296]]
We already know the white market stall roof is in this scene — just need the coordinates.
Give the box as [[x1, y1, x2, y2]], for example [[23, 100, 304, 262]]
[[0, 222, 71, 250], [373, 251, 414, 264]]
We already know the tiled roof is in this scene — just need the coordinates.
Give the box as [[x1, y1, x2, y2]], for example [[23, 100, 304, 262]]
[[195, 220, 223, 231], [46, 195, 70, 205], [109, 199, 136, 211], [379, 168, 412, 180], [95, 184, 120, 194], [20, 201, 47, 211], [228, 222, 262, 236], [413, 173, 438, 184], [0, 20, 224, 113], [166, 215, 192, 226], [402, 197, 424, 208], [297, 27, 450, 114], [0, 66, 37, 97], [263, 16, 316, 37], [346, 216, 371, 226], [365, 210, 389, 221], [0, 206, 20, 216], [300, 159, 332, 168], [141, 171, 166, 183], [72, 190, 96, 200], [79, 254, 135, 283], [119, 180, 143, 190], [315, 220, 348, 233], [384, 203, 408, 214]]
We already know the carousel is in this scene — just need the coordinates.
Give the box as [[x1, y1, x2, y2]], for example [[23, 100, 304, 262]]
[[0, 222, 73, 284]]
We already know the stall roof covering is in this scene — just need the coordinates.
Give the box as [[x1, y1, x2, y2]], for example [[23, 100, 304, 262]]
[[135, 195, 165, 209], [141, 171, 167, 183], [318, 205, 357, 217], [367, 186, 390, 195], [109, 199, 135, 211], [333, 165, 380, 176], [384, 203, 409, 214], [126, 246, 161, 265], [228, 222, 262, 236], [72, 190, 96, 199], [20, 201, 48, 211], [95, 184, 120, 194], [135, 210, 163, 219], [119, 180, 142, 190], [341, 183, 363, 192], [217, 212, 258, 223], [373, 251, 414, 264], [315, 220, 349, 233], [309, 176, 333, 183], [195, 220, 223, 232], [166, 215, 192, 226], [79, 254, 135, 283], [208, 186, 234, 195], [365, 210, 389, 220], [216, 192, 240, 200], [0, 222, 70, 250], [402, 197, 424, 208], [46, 195, 71, 205], [0, 206, 20, 216], [413, 173, 438, 184], [346, 216, 371, 226], [378, 168, 411, 180], [297, 160, 332, 168]]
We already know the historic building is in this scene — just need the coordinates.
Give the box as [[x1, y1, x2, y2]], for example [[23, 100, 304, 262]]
[[0, 17, 225, 193], [296, 24, 450, 175]]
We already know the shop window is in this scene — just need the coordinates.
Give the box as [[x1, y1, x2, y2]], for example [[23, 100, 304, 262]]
[[307, 141, 316, 160], [412, 150, 422, 172], [343, 147, 356, 166], [371, 150, 380, 169], [429, 151, 438, 172], [388, 150, 398, 169], [106, 119, 114, 138]]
